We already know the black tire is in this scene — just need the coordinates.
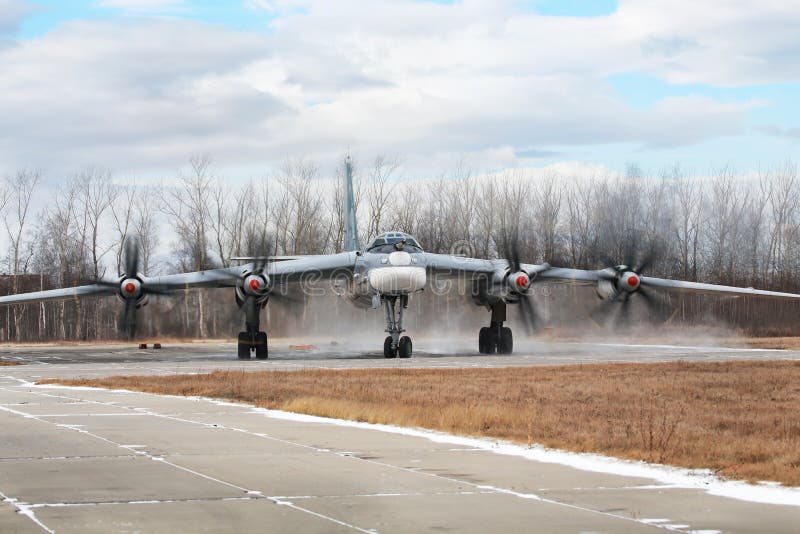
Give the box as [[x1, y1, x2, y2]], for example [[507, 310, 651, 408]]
[[383, 336, 397, 358], [398, 336, 412, 358], [254, 331, 268, 359], [237, 332, 251, 359], [497, 327, 513, 355], [478, 327, 492, 354]]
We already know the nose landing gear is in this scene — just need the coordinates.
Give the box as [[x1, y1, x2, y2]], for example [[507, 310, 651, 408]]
[[382, 295, 412, 358]]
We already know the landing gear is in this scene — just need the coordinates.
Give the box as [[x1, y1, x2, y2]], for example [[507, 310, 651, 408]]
[[398, 336, 412, 359], [384, 336, 396, 358], [238, 295, 268, 360], [498, 327, 513, 354], [478, 302, 514, 355], [382, 295, 412, 358], [478, 327, 491, 354], [237, 330, 268, 359]]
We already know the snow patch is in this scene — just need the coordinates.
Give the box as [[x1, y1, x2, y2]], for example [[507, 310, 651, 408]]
[[227, 402, 800, 507]]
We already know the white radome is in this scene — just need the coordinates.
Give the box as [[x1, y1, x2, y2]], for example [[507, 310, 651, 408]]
[[369, 266, 426, 294]]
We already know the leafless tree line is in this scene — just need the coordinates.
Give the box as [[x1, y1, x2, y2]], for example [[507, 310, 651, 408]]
[[1, 156, 800, 341]]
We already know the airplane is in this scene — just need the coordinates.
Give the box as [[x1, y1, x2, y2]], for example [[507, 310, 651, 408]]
[[1, 155, 800, 360]]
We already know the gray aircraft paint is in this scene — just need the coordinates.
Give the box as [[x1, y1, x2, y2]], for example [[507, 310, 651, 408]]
[[344, 155, 360, 253]]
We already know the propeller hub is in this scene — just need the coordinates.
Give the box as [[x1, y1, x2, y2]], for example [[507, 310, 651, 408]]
[[243, 274, 270, 297], [505, 270, 531, 294], [120, 278, 142, 299], [515, 274, 529, 289], [619, 271, 640, 292]]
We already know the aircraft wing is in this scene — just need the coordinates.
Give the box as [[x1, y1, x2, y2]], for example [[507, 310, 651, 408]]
[[423, 253, 496, 278], [535, 266, 800, 300], [0, 268, 244, 308], [424, 253, 553, 280], [143, 268, 242, 291], [0, 284, 118, 306], [266, 252, 357, 283], [640, 276, 800, 300], [535, 267, 602, 284]]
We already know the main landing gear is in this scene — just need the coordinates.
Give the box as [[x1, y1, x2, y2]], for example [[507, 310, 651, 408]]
[[478, 302, 513, 355], [238, 297, 268, 359], [383, 295, 412, 358]]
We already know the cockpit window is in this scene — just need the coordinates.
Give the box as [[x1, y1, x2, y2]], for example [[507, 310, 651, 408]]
[[367, 232, 423, 253]]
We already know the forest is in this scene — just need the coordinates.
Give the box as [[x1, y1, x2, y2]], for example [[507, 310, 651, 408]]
[[1, 155, 799, 341]]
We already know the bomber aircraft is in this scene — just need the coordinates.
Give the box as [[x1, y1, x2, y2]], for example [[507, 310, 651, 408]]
[[1, 157, 800, 359]]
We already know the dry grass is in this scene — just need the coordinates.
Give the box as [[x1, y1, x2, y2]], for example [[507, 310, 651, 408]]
[[46, 361, 800, 486], [0, 360, 21, 366]]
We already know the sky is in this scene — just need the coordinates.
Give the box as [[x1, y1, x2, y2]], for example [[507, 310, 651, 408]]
[[1, 0, 799, 181]]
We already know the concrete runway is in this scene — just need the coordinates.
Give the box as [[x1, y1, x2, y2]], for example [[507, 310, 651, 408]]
[[1, 340, 799, 532]]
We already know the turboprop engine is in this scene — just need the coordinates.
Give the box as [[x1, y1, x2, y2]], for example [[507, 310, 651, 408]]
[[235, 270, 271, 306], [595, 268, 641, 300]]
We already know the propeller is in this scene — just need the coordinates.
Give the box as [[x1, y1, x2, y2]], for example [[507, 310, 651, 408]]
[[596, 244, 665, 327], [503, 237, 540, 334], [231, 243, 303, 311], [89, 235, 157, 339]]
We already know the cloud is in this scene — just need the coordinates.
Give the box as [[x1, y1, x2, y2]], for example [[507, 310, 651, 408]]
[[0, 0, 31, 38], [0, 0, 794, 177], [760, 125, 800, 140], [96, 0, 186, 14]]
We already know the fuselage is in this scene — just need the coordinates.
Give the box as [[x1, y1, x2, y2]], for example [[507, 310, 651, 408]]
[[347, 231, 427, 308]]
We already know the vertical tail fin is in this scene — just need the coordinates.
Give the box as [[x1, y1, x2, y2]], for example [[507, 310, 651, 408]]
[[344, 155, 360, 252]]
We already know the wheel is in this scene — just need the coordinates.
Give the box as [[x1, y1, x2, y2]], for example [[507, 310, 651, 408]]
[[479, 327, 488, 354], [237, 332, 251, 359], [497, 327, 513, 355], [254, 331, 268, 359], [398, 336, 412, 358], [383, 336, 397, 358]]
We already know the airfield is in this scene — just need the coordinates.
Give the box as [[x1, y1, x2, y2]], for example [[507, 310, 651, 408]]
[[1, 340, 800, 533]]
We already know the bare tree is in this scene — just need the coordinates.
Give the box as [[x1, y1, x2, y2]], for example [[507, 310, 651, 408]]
[[534, 174, 563, 263], [111, 183, 136, 275], [673, 169, 703, 280], [4, 169, 37, 340], [161, 155, 216, 337], [365, 155, 400, 240]]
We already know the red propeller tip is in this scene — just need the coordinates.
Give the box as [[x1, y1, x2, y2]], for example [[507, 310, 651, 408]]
[[627, 275, 639, 288], [249, 279, 261, 291], [516, 275, 529, 288], [124, 282, 136, 294]]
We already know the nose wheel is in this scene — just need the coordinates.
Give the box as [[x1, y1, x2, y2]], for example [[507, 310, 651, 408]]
[[384, 335, 412, 358], [382, 295, 413, 358]]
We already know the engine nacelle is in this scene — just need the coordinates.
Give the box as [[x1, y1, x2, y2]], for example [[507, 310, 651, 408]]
[[595, 271, 640, 300]]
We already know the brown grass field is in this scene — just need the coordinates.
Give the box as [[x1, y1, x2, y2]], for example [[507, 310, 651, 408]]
[[47, 361, 800, 486], [0, 360, 21, 366]]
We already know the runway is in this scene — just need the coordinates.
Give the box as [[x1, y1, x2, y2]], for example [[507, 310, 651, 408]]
[[1, 340, 799, 532]]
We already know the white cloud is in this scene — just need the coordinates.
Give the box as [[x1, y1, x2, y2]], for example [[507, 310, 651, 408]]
[[0, 0, 31, 38], [0, 0, 795, 178], [96, 0, 186, 14]]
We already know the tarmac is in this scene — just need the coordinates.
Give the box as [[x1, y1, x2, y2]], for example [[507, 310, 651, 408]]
[[1, 339, 799, 533]]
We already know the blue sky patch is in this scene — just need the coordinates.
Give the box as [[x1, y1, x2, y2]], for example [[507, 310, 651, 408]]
[[529, 0, 617, 17]]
